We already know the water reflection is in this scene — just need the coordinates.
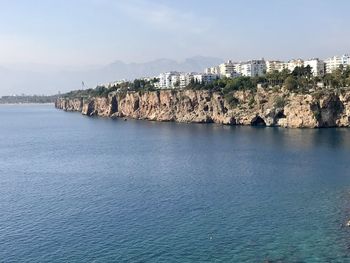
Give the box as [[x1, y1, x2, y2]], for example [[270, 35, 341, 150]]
[[2, 105, 350, 262]]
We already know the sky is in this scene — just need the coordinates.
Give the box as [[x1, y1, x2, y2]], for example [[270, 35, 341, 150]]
[[0, 0, 349, 67]]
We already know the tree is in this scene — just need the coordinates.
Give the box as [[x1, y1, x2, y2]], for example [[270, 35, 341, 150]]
[[174, 80, 180, 88], [292, 66, 303, 77], [222, 77, 255, 94], [266, 70, 280, 86], [304, 65, 312, 79], [284, 76, 298, 91], [292, 66, 311, 78]]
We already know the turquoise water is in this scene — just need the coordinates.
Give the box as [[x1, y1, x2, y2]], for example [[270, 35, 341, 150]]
[[1, 105, 350, 262]]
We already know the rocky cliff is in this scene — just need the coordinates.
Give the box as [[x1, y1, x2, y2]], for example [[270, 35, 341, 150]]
[[55, 88, 350, 128]]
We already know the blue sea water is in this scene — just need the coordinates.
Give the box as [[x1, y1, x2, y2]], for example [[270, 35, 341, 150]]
[[1, 104, 350, 262]]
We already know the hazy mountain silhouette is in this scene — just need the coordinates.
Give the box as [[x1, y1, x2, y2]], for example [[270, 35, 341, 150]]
[[0, 56, 223, 96]]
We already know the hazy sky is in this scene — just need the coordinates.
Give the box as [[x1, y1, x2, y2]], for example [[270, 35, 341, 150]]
[[0, 0, 349, 66]]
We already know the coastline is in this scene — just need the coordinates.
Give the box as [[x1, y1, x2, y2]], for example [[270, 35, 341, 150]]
[[0, 102, 54, 105], [55, 88, 350, 129]]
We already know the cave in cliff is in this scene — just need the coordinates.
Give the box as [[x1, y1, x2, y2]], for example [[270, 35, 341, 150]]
[[251, 116, 266, 126]]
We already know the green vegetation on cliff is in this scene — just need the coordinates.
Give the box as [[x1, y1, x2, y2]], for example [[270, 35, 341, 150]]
[[61, 65, 350, 104], [63, 78, 159, 98], [0, 95, 58, 104]]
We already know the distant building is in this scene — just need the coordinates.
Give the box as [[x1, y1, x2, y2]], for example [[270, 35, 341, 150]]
[[233, 63, 242, 75], [206, 60, 240, 78], [324, 54, 350, 73], [171, 75, 180, 88], [287, 59, 304, 72], [304, 58, 325, 76], [158, 72, 180, 89], [101, 79, 128, 88], [224, 71, 241, 78], [218, 60, 236, 76], [205, 66, 220, 75], [193, 73, 219, 84], [266, 60, 288, 73], [239, 60, 266, 77], [179, 73, 194, 89], [157, 72, 217, 89]]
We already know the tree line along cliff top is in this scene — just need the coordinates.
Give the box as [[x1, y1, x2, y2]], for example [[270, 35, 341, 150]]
[[62, 65, 350, 102]]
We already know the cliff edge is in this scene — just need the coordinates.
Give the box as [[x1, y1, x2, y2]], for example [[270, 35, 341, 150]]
[[55, 88, 350, 128]]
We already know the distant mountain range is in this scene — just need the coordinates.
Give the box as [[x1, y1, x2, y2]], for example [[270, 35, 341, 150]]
[[0, 56, 223, 96]]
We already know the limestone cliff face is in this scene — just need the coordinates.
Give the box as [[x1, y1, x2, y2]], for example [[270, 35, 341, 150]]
[[55, 89, 350, 128], [57, 98, 83, 112]]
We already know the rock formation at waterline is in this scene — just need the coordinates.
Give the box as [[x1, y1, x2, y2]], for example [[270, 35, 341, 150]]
[[55, 88, 350, 128]]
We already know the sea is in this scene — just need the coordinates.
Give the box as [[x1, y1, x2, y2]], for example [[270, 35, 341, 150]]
[[1, 104, 350, 262]]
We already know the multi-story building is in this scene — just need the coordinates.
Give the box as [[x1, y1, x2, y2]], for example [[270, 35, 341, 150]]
[[304, 58, 325, 76], [193, 73, 219, 84], [101, 79, 128, 88], [179, 73, 194, 89], [266, 60, 288, 73], [218, 60, 236, 76], [287, 59, 304, 72], [205, 66, 220, 75], [238, 63, 249, 77], [224, 71, 241, 78], [171, 75, 180, 88], [206, 60, 240, 78], [239, 60, 266, 77], [324, 54, 350, 73], [158, 72, 215, 89], [158, 72, 180, 89]]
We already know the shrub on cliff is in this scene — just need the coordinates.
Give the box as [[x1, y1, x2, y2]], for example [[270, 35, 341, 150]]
[[313, 90, 326, 100], [186, 79, 206, 90], [248, 96, 255, 108], [265, 69, 290, 86], [224, 93, 240, 108], [284, 76, 298, 91], [92, 86, 110, 97], [274, 96, 286, 108], [222, 77, 255, 94]]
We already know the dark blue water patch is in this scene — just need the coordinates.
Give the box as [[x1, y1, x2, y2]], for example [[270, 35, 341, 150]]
[[1, 104, 350, 262]]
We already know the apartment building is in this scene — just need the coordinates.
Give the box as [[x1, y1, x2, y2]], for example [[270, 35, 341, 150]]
[[193, 73, 219, 84], [239, 60, 266, 77], [158, 72, 180, 89], [218, 60, 235, 76], [205, 66, 220, 75], [287, 59, 304, 72], [304, 58, 325, 76], [158, 72, 218, 89], [324, 54, 350, 73], [179, 73, 194, 89], [266, 61, 288, 73]]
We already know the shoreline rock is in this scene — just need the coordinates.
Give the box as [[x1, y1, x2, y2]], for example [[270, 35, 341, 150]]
[[55, 89, 350, 128]]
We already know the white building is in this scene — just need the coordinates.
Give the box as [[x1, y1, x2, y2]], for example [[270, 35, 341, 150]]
[[324, 54, 350, 73], [206, 60, 240, 78], [193, 73, 219, 84], [158, 72, 203, 89], [239, 60, 266, 77], [179, 73, 194, 89], [205, 66, 220, 75], [101, 79, 128, 88], [232, 63, 239, 73], [171, 75, 180, 88], [266, 60, 288, 73], [158, 72, 180, 89], [287, 59, 304, 72], [218, 60, 236, 76], [304, 58, 325, 76], [224, 71, 241, 78]]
